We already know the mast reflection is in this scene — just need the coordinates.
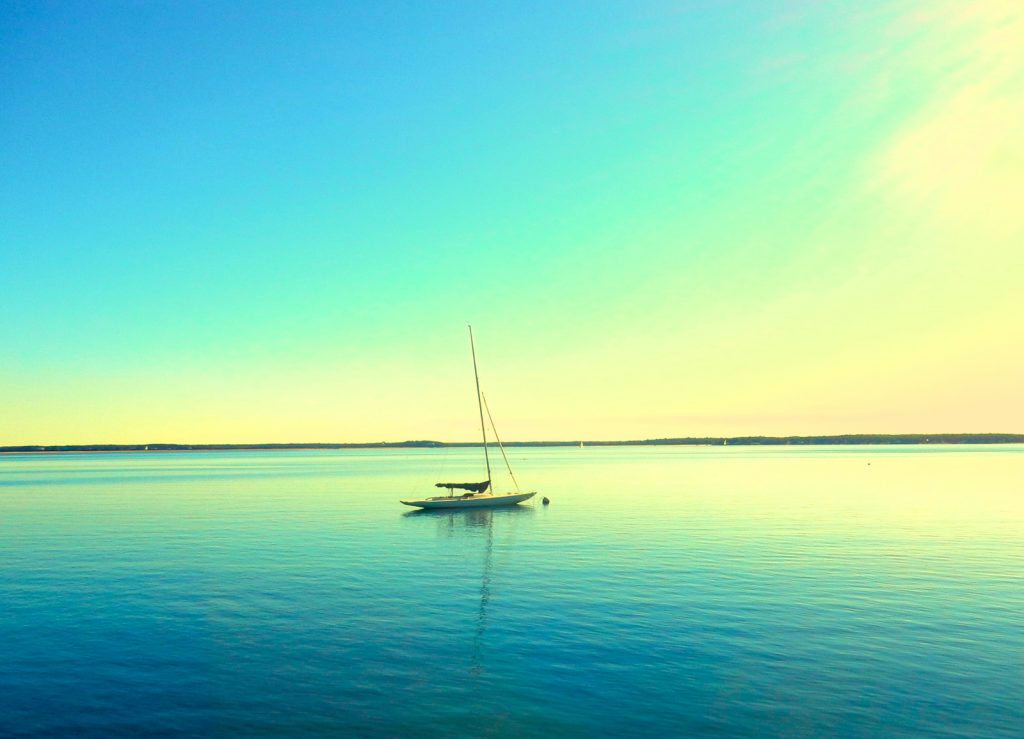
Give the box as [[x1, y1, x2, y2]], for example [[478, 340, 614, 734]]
[[403, 506, 533, 676]]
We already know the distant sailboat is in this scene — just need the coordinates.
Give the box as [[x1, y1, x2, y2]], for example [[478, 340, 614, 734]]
[[400, 327, 537, 510]]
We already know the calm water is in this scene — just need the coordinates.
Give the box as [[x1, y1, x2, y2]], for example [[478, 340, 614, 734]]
[[1, 446, 1022, 737]]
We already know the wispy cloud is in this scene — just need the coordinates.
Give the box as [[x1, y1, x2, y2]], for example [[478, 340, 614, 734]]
[[866, 1, 1024, 235]]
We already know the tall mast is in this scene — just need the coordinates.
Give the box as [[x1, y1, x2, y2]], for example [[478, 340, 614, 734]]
[[469, 325, 492, 486]]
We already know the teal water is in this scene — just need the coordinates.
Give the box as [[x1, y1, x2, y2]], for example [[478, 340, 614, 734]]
[[1, 446, 1022, 737]]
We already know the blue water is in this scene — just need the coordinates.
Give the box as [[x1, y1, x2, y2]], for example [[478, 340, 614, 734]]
[[2, 446, 1022, 737]]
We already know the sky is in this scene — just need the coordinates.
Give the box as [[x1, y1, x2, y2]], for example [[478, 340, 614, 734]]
[[2, 1, 1022, 444]]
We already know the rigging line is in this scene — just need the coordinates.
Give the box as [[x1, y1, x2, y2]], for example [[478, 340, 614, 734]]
[[468, 325, 492, 485], [482, 392, 520, 493], [408, 441, 450, 497], [428, 443, 451, 496]]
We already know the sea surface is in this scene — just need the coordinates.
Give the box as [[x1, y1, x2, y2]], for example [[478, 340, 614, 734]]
[[1, 445, 1022, 737]]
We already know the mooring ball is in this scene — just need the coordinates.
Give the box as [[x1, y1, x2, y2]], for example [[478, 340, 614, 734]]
[[542, 497, 550, 505]]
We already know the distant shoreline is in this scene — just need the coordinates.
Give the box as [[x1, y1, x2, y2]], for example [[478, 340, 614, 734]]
[[2, 434, 1022, 453]]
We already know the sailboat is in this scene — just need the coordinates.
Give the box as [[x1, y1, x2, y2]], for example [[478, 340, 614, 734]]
[[400, 327, 537, 509]]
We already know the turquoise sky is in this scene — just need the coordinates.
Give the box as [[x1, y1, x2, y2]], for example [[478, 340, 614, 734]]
[[3, 2, 1022, 443]]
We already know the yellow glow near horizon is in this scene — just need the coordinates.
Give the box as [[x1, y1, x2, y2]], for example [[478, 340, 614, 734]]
[[1, 2, 1021, 444]]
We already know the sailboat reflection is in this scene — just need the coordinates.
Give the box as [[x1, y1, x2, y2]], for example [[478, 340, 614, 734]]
[[404, 506, 533, 675]]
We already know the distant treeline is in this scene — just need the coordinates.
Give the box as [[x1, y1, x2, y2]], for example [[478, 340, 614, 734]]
[[3, 434, 1022, 453], [595, 433, 1024, 446]]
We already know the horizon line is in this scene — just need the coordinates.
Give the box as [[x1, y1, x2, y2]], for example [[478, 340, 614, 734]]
[[3, 433, 1024, 453]]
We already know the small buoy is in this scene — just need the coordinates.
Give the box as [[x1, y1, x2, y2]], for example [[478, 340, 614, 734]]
[[542, 497, 550, 505]]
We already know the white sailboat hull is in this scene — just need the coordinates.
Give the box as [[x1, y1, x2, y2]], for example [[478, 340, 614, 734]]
[[401, 491, 536, 509]]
